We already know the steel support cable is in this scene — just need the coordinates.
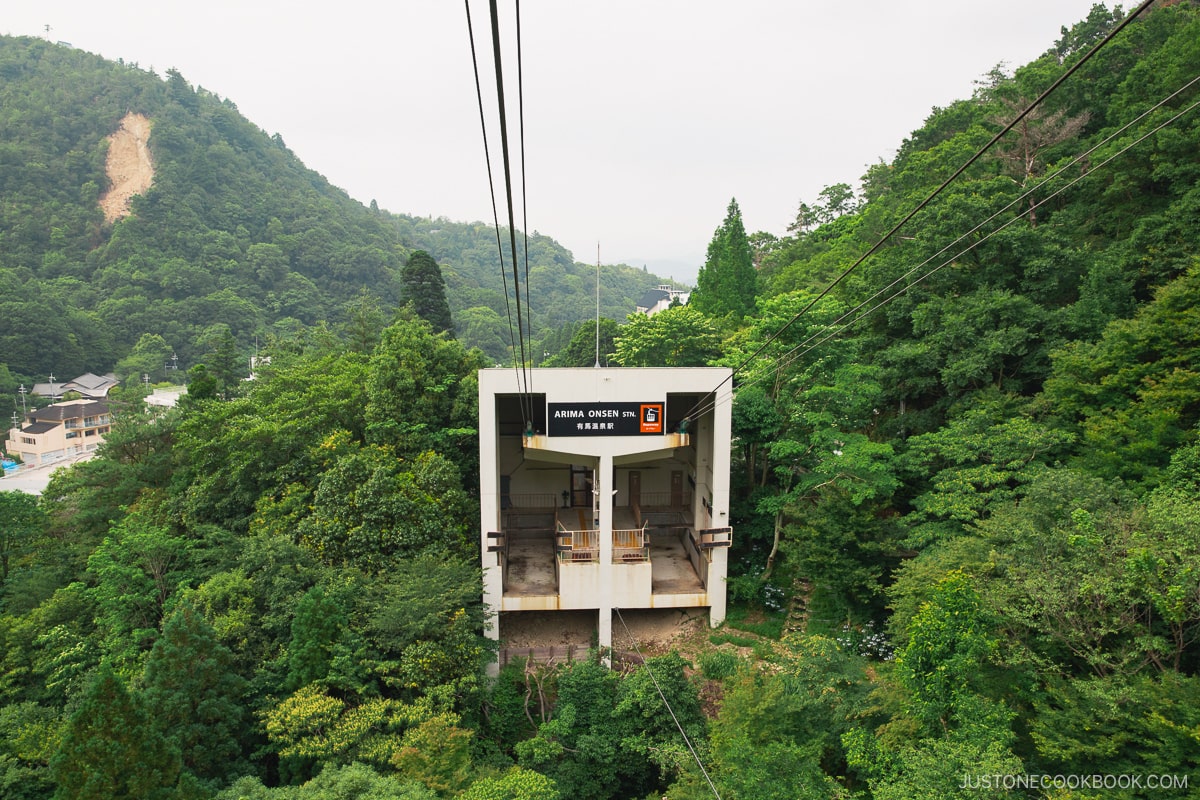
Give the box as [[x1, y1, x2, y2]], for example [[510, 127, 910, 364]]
[[679, 0, 1159, 424], [684, 86, 1200, 420], [489, 0, 533, 417], [465, 0, 526, 407], [516, 0, 535, 418], [613, 608, 723, 800], [769, 92, 1200, 383], [754, 77, 1200, 384], [679, 71, 1200, 421]]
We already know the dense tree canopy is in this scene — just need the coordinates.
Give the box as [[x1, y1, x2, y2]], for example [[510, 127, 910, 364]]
[[4, 4, 1200, 798]]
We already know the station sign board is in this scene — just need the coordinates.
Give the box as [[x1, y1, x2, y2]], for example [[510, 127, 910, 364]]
[[547, 401, 665, 436]]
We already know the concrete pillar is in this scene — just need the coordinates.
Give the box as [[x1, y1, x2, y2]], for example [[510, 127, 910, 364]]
[[597, 453, 613, 662], [479, 383, 502, 676], [709, 545, 728, 627], [706, 389, 733, 629]]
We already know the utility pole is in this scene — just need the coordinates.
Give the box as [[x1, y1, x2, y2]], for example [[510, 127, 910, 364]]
[[17, 384, 27, 415], [595, 242, 601, 368]]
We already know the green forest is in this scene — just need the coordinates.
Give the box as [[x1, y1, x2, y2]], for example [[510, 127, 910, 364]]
[[3, 2, 1200, 798], [0, 31, 665, 400]]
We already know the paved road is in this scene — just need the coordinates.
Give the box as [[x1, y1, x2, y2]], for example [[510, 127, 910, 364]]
[[0, 453, 94, 495]]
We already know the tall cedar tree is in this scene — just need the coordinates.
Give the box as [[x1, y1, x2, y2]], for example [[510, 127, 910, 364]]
[[141, 601, 248, 786], [402, 250, 455, 336], [692, 198, 757, 319], [49, 663, 180, 800]]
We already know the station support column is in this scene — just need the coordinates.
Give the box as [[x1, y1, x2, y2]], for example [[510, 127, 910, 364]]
[[597, 453, 614, 663]]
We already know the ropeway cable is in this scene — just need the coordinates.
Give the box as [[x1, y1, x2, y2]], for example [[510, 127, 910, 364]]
[[680, 79, 1200, 423], [465, 0, 528, 414], [614, 607, 723, 800], [677, 0, 1160, 425], [487, 0, 535, 421]]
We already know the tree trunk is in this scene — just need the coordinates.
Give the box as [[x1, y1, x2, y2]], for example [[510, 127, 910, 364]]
[[763, 508, 784, 580]]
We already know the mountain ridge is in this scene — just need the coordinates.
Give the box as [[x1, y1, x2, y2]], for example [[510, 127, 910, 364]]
[[0, 34, 672, 388]]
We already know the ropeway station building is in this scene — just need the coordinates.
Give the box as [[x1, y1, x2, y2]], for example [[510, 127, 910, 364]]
[[479, 366, 733, 659]]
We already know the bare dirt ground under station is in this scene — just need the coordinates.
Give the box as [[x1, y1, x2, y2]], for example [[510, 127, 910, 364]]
[[499, 607, 708, 656]]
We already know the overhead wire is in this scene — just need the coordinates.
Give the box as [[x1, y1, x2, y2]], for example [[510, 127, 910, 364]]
[[487, 0, 534, 423], [757, 78, 1200, 385], [465, 0, 527, 412], [763, 89, 1200, 387], [689, 82, 1200, 421], [613, 608, 723, 800], [680, 72, 1200, 423], [516, 0, 536, 409], [679, 0, 1160, 425]]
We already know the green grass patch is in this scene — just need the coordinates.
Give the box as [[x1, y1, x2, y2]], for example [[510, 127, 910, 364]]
[[723, 604, 787, 640], [708, 632, 758, 648], [696, 650, 740, 680]]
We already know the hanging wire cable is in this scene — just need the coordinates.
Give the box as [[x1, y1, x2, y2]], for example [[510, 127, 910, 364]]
[[488, 0, 534, 418], [760, 91, 1200, 386], [516, 0, 536, 417], [465, 0, 526, 406], [680, 77, 1200, 423], [688, 88, 1200, 422], [680, 0, 1159, 424], [752, 78, 1200, 383], [613, 608, 723, 800]]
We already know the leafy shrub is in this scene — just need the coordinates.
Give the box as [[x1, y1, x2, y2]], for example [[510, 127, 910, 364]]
[[696, 650, 739, 681]]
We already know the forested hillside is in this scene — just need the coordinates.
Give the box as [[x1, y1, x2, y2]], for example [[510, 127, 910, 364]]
[[0, 33, 666, 404], [3, 3, 1200, 799], [392, 214, 668, 362]]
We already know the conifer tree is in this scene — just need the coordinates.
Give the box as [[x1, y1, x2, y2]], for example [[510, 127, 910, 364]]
[[49, 663, 180, 800], [402, 250, 455, 336], [195, 324, 245, 400], [141, 601, 248, 786], [286, 586, 350, 690], [691, 198, 757, 319]]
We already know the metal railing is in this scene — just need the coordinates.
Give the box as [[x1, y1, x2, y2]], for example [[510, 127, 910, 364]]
[[613, 527, 649, 563], [638, 491, 692, 509], [549, 525, 654, 564], [500, 492, 559, 510], [556, 524, 599, 563]]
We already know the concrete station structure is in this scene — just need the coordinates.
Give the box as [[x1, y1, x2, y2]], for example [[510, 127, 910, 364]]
[[478, 367, 734, 660]]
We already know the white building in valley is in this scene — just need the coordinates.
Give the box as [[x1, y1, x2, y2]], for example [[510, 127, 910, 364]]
[[478, 367, 733, 662], [6, 399, 111, 466]]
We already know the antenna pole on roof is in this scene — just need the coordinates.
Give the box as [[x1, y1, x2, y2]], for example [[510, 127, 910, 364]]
[[595, 242, 601, 368]]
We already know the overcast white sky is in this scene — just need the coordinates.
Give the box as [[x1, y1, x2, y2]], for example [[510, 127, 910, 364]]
[[6, 1, 1103, 282]]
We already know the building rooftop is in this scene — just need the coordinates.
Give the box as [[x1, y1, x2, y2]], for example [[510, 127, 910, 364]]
[[65, 372, 119, 393], [146, 386, 187, 408], [30, 382, 65, 398], [31, 373, 119, 399], [636, 288, 671, 309], [27, 400, 109, 423]]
